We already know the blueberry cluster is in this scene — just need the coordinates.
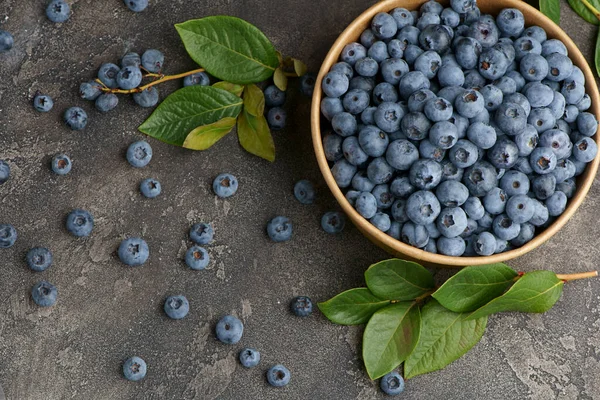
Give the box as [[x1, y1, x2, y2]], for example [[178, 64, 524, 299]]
[[321, 0, 598, 257], [263, 84, 288, 130], [45, 0, 147, 23]]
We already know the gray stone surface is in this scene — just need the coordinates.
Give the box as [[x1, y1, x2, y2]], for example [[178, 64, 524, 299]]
[[0, 0, 599, 399]]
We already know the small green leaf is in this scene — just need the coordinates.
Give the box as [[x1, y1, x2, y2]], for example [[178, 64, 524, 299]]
[[212, 81, 244, 97], [466, 271, 564, 320], [362, 302, 421, 379], [432, 264, 518, 313], [596, 28, 600, 77], [364, 259, 435, 301], [175, 16, 279, 84], [242, 84, 265, 116], [404, 300, 487, 379], [237, 110, 275, 162], [318, 288, 390, 325], [293, 58, 307, 77], [139, 86, 243, 146], [274, 67, 288, 91], [568, 0, 600, 25], [540, 0, 561, 24], [182, 117, 237, 150]]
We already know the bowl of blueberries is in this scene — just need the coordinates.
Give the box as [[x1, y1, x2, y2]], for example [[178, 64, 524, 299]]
[[311, 0, 600, 266]]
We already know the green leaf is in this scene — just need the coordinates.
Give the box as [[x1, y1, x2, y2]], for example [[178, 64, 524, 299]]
[[364, 259, 435, 301], [404, 300, 487, 379], [242, 84, 265, 116], [139, 86, 243, 146], [212, 81, 244, 97], [466, 271, 564, 320], [596, 28, 600, 77], [568, 0, 600, 25], [175, 16, 279, 84], [237, 110, 275, 161], [317, 288, 390, 325], [274, 67, 288, 91], [182, 117, 237, 150], [432, 264, 518, 313], [540, 0, 561, 24], [293, 58, 307, 77], [362, 302, 421, 379]]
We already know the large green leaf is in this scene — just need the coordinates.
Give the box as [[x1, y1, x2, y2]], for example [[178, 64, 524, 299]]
[[182, 117, 237, 150], [362, 302, 421, 380], [432, 264, 518, 313], [466, 271, 564, 320], [540, 0, 561, 24], [318, 288, 390, 325], [139, 86, 243, 146], [237, 110, 275, 162], [404, 300, 487, 379], [567, 0, 600, 25], [175, 16, 279, 84], [364, 259, 435, 301]]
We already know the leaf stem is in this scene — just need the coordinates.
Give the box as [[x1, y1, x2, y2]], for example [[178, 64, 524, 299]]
[[556, 271, 598, 282], [100, 68, 206, 94], [580, 0, 600, 21], [415, 290, 435, 303]]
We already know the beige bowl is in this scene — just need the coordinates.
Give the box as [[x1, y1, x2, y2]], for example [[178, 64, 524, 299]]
[[311, 0, 600, 267]]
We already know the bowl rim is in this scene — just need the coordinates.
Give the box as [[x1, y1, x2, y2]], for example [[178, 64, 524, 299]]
[[311, 0, 600, 266]]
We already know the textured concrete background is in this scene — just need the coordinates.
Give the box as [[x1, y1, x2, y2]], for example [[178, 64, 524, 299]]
[[0, 0, 599, 399]]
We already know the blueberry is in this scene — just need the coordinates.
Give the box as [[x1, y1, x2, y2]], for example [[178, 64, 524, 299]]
[[399, 71, 430, 100], [437, 207, 468, 238], [499, 170, 530, 196], [391, 199, 410, 223], [264, 85, 286, 107], [123, 357, 147, 381], [380, 58, 410, 85], [506, 194, 535, 223], [551, 159, 576, 183], [408, 89, 436, 112], [95, 93, 119, 113], [437, 236, 466, 256], [121, 52, 141, 68], [401, 111, 431, 140], [33, 95, 53, 113], [189, 222, 214, 245], [528, 108, 555, 134], [370, 212, 391, 232], [46, 0, 70, 23], [361, 106, 377, 124], [66, 209, 94, 237], [419, 140, 446, 162], [372, 184, 395, 209], [342, 137, 368, 166], [98, 63, 120, 89], [391, 8, 415, 29], [331, 159, 357, 188], [492, 214, 521, 240], [300, 73, 316, 97], [461, 7, 482, 24], [387, 39, 406, 59], [473, 232, 496, 256], [437, 64, 465, 87], [267, 216, 292, 242], [31, 281, 57, 307], [577, 112, 598, 137], [468, 19, 499, 48], [482, 187, 506, 215], [418, 24, 452, 53], [140, 178, 161, 198], [451, 0, 476, 14], [0, 160, 10, 185], [567, 65, 585, 84], [63, 107, 88, 131], [293, 180, 316, 205], [185, 246, 209, 270], [355, 57, 379, 77], [409, 159, 443, 190], [523, 82, 553, 108], [390, 175, 416, 198], [401, 222, 430, 248], [539, 129, 572, 159], [141, 49, 164, 73], [509, 222, 535, 246], [321, 211, 346, 234], [467, 122, 497, 149], [477, 212, 494, 231], [124, 0, 148, 12], [495, 102, 526, 135], [126, 141, 152, 168], [573, 137, 598, 163], [469, 107, 490, 124], [523, 25, 547, 43], [358, 126, 389, 157], [454, 37, 482, 70], [454, 89, 484, 118], [380, 371, 405, 396], [371, 12, 398, 39], [570, 155, 587, 176], [423, 98, 453, 122], [183, 72, 210, 87], [406, 190, 441, 225], [421, 0, 444, 14], [0, 224, 17, 249], [494, 236, 509, 253], [332, 112, 358, 137], [372, 84, 399, 107], [514, 37, 542, 62], [530, 146, 557, 174], [0, 30, 14, 53], [463, 196, 485, 219], [163, 294, 189, 320], [116, 66, 143, 90], [349, 76, 375, 93], [543, 53, 573, 82], [438, 86, 466, 104], [556, 178, 576, 198], [576, 94, 591, 112], [496, 8, 524, 37], [79, 81, 103, 100], [367, 157, 394, 184], [529, 199, 550, 226], [506, 71, 526, 91], [463, 161, 498, 196], [488, 137, 519, 169], [239, 348, 261, 368], [355, 192, 378, 219], [561, 78, 586, 105], [478, 48, 509, 80], [492, 76, 517, 95], [118, 238, 149, 266], [430, 121, 459, 149], [403, 45, 425, 68], [133, 87, 159, 108], [267, 365, 291, 387], [213, 173, 238, 198], [414, 51, 442, 79], [52, 154, 72, 175], [436, 180, 469, 208], [398, 26, 421, 47], [331, 62, 354, 80], [343, 89, 370, 114], [323, 71, 350, 98], [441, 8, 461, 27], [532, 174, 556, 200], [494, 38, 516, 62], [449, 139, 479, 168], [563, 104, 579, 123]]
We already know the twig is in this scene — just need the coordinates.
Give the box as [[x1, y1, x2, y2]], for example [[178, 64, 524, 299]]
[[580, 0, 600, 21], [556, 271, 598, 282], [100, 68, 205, 94]]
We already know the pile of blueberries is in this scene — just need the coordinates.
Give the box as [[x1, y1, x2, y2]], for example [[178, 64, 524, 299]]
[[321, 0, 598, 258]]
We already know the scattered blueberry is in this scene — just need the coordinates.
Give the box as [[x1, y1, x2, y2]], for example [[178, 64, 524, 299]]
[[0, 224, 17, 248], [189, 222, 214, 245], [66, 209, 94, 237], [0, 30, 14, 53], [118, 237, 149, 266], [64, 107, 88, 131], [294, 180, 316, 205], [51, 154, 72, 175], [95, 93, 119, 113], [124, 0, 149, 12], [140, 178, 161, 198], [267, 365, 291, 387], [126, 141, 153, 167], [215, 315, 244, 344], [141, 49, 164, 73], [79, 81, 103, 100], [239, 348, 261, 368], [321, 211, 346, 234], [31, 281, 57, 307], [0, 160, 10, 185], [123, 357, 147, 381], [164, 295, 189, 320], [267, 107, 287, 130], [33, 95, 53, 112], [213, 173, 238, 198], [267, 216, 292, 242], [26, 247, 53, 272], [133, 87, 160, 108], [46, 0, 70, 23], [185, 246, 209, 270]]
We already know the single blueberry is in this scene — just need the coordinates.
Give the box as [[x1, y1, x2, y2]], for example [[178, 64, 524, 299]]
[[239, 348, 261, 368], [267, 107, 286, 130], [380, 371, 405, 396], [0, 160, 10, 185], [216, 315, 244, 344], [264, 85, 286, 107], [267, 365, 291, 387], [0, 224, 17, 249], [98, 63, 121, 89], [140, 178, 161, 198], [66, 209, 94, 237], [141, 49, 164, 73], [116, 66, 143, 90], [401, 222, 430, 248], [121, 52, 141, 68], [126, 141, 153, 168], [321, 211, 346, 234], [33, 95, 53, 112], [492, 214, 521, 240], [63, 107, 88, 131], [79, 81, 103, 101], [51, 154, 72, 175], [267, 216, 292, 242], [118, 238, 149, 266], [133, 87, 159, 108], [31, 281, 57, 307], [300, 73, 316, 97], [183, 72, 210, 87], [213, 173, 238, 198], [124, 0, 148, 12], [95, 93, 119, 113], [46, 0, 70, 23], [355, 192, 378, 219], [0, 30, 14, 53], [406, 190, 441, 225], [331, 159, 357, 188], [294, 180, 315, 205], [123, 357, 147, 381], [164, 295, 189, 320], [185, 245, 209, 270], [189, 222, 214, 245]]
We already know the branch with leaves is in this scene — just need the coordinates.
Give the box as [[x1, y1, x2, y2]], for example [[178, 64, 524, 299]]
[[318, 259, 598, 380]]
